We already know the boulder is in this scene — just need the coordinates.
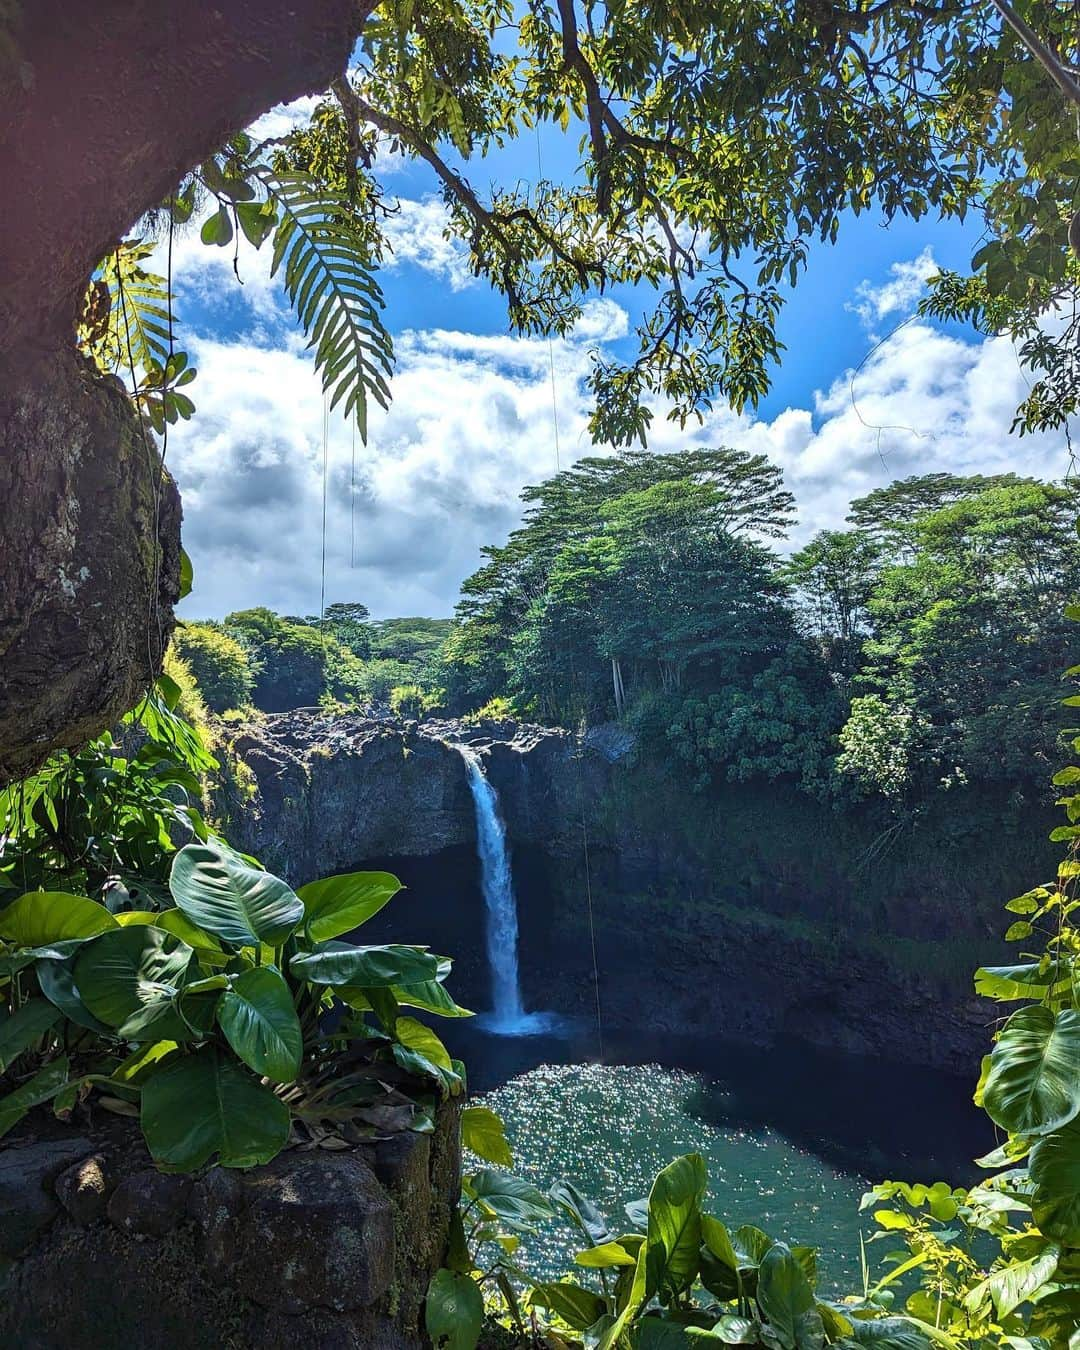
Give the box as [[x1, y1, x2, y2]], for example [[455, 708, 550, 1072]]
[[0, 1137, 92, 1256]]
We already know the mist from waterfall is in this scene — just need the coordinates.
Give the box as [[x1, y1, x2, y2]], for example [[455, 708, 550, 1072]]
[[457, 745, 556, 1036]]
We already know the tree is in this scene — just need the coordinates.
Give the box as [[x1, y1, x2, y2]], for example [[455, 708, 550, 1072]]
[[316, 602, 373, 659], [784, 531, 882, 676], [5, 0, 1078, 775], [172, 623, 254, 713], [840, 481, 1080, 796]]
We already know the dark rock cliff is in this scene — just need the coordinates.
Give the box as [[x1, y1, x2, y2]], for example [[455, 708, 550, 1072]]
[[220, 711, 1054, 1075]]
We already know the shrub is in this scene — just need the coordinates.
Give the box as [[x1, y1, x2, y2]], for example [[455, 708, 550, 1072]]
[[173, 622, 254, 713]]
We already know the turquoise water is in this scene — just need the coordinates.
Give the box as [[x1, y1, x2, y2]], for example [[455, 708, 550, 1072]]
[[474, 1061, 871, 1289]]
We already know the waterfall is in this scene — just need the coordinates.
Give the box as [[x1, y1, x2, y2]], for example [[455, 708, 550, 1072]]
[[458, 745, 527, 1030]]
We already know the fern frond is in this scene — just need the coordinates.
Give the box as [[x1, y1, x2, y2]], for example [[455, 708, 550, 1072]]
[[257, 170, 393, 440], [78, 239, 173, 379]]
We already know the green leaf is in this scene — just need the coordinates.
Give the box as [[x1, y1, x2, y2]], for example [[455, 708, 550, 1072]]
[[35, 954, 113, 1033], [468, 1168, 556, 1232], [694, 1314, 759, 1343], [462, 1104, 513, 1167], [393, 977, 473, 1018], [532, 1281, 608, 1332], [983, 1006, 1080, 1135], [841, 1317, 932, 1350], [551, 1177, 613, 1245], [576, 1240, 639, 1268], [964, 1239, 1060, 1318], [0, 999, 60, 1072], [757, 1243, 815, 1350], [290, 941, 440, 987], [699, 1215, 741, 1299], [974, 964, 1051, 1001], [635, 1322, 696, 1348], [235, 198, 278, 248], [298, 870, 401, 942], [646, 1152, 707, 1301], [0, 891, 118, 944], [216, 966, 302, 1083], [1030, 1117, 1080, 1245], [200, 205, 234, 247], [178, 548, 193, 599], [425, 1268, 484, 1350], [140, 1046, 290, 1170], [74, 925, 195, 1040], [0, 1056, 70, 1138], [170, 841, 304, 947]]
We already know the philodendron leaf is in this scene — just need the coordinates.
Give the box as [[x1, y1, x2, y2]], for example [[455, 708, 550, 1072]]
[[531, 1281, 608, 1333], [0, 999, 60, 1072], [468, 1169, 556, 1232], [170, 841, 304, 947], [646, 1152, 707, 1301], [75, 925, 196, 1039], [756, 1243, 815, 1350], [841, 1316, 933, 1350], [551, 1177, 613, 1246], [298, 870, 402, 942], [1030, 1116, 1080, 1245], [0, 891, 118, 945], [461, 1104, 513, 1167], [425, 1268, 484, 1350], [216, 966, 303, 1083], [140, 1046, 290, 1170], [983, 1005, 1080, 1135], [290, 941, 440, 988]]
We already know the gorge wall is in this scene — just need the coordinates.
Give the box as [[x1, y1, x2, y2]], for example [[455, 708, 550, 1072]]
[[221, 712, 1058, 1075]]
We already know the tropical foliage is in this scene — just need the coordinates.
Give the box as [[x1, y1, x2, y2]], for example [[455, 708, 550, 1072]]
[[0, 833, 469, 1167]]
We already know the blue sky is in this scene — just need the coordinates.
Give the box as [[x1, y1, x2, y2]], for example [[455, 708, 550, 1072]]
[[163, 97, 1070, 623]]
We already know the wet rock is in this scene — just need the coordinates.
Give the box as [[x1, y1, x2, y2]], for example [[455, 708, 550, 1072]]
[[55, 1152, 111, 1226], [236, 1152, 394, 1314], [0, 1137, 92, 1256], [107, 1168, 192, 1237]]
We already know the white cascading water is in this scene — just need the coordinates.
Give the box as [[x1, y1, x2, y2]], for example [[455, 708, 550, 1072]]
[[457, 745, 528, 1030]]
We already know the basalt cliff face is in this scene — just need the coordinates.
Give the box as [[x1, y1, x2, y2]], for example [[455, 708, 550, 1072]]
[[220, 712, 1054, 1075]]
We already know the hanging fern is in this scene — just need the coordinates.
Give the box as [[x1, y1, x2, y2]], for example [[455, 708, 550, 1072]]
[[78, 239, 173, 377], [254, 169, 394, 441]]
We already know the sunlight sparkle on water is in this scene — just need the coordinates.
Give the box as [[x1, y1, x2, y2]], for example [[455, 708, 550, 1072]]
[[474, 1062, 870, 1288]]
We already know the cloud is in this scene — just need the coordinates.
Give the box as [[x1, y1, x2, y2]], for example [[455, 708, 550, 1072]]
[[850, 246, 938, 333], [164, 240, 1072, 621], [382, 196, 475, 290]]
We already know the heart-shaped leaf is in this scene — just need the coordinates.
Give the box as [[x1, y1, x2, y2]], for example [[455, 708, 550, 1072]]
[[170, 842, 303, 947], [216, 966, 302, 1083], [647, 1152, 707, 1301], [983, 1005, 1080, 1135], [0, 891, 118, 945], [298, 870, 401, 942], [425, 1268, 484, 1350], [290, 941, 440, 988], [74, 925, 195, 1040], [140, 1046, 290, 1170]]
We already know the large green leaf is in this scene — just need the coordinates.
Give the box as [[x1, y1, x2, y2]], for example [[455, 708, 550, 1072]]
[[298, 870, 401, 942], [551, 1177, 613, 1246], [140, 1046, 290, 1170], [646, 1152, 707, 1301], [756, 1244, 815, 1350], [983, 1006, 1080, 1135], [393, 978, 473, 1018], [35, 954, 112, 1033], [700, 1215, 741, 1300], [468, 1169, 556, 1232], [74, 925, 195, 1039], [216, 966, 302, 1083], [964, 1239, 1060, 1318], [0, 891, 117, 945], [1030, 1116, 1080, 1245], [0, 1056, 70, 1139], [0, 999, 60, 1072], [532, 1281, 609, 1332], [425, 1268, 484, 1350], [841, 1317, 933, 1350], [290, 941, 440, 988], [170, 842, 304, 947], [462, 1104, 513, 1167]]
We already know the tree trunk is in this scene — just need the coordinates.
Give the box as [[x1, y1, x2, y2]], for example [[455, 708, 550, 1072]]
[[0, 0, 361, 782]]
